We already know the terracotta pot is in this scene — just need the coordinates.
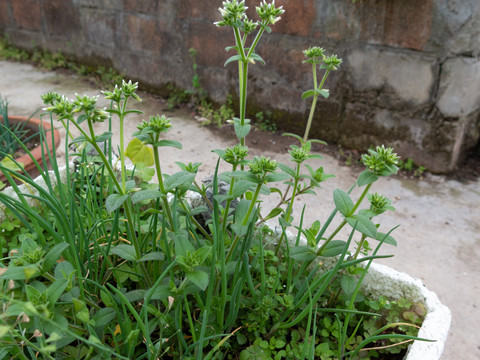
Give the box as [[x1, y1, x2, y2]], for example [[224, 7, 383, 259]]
[[0, 115, 60, 182]]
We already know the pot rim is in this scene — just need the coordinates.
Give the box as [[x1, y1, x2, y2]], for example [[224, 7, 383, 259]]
[[0, 115, 61, 181]]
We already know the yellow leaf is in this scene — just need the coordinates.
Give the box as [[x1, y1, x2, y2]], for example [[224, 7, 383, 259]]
[[125, 138, 154, 166]]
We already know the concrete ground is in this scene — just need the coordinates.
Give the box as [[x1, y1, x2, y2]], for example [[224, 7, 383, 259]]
[[1, 60, 479, 359]]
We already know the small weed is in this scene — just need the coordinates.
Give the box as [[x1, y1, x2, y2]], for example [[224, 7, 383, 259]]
[[254, 110, 277, 132], [197, 95, 235, 128], [0, 35, 124, 88], [166, 84, 191, 109], [398, 158, 426, 177]]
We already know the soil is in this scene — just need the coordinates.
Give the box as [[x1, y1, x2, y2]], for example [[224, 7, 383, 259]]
[[1, 129, 39, 161]]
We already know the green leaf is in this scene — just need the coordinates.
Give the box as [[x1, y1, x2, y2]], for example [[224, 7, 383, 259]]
[[301, 89, 316, 100], [193, 246, 211, 265], [46, 279, 68, 305], [69, 135, 89, 145], [224, 54, 243, 66], [346, 215, 378, 239], [232, 180, 255, 197], [333, 189, 354, 217], [318, 240, 348, 257], [264, 207, 283, 221], [43, 243, 69, 273], [264, 173, 290, 183], [186, 270, 209, 291], [231, 223, 248, 237], [375, 232, 397, 246], [138, 252, 165, 262], [340, 275, 357, 296], [94, 131, 113, 143], [164, 171, 195, 191], [106, 194, 129, 212], [234, 120, 251, 139], [174, 234, 195, 257], [153, 139, 183, 149], [111, 244, 137, 261], [357, 170, 378, 187], [125, 138, 154, 166], [131, 190, 163, 203], [317, 89, 330, 99], [123, 109, 144, 115], [249, 53, 265, 65], [289, 246, 316, 262], [282, 132, 304, 143], [278, 163, 296, 178], [0, 265, 38, 280], [92, 308, 116, 328]]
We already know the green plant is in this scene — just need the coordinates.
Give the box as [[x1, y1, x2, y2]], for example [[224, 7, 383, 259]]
[[0, 35, 124, 88], [198, 95, 236, 128], [0, 2, 432, 359], [254, 111, 277, 132], [398, 158, 426, 178]]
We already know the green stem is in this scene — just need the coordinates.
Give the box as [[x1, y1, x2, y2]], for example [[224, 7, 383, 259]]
[[317, 183, 372, 255], [153, 144, 174, 228], [303, 94, 318, 143], [242, 183, 262, 226], [274, 164, 300, 255], [225, 182, 262, 263], [118, 97, 129, 193], [246, 26, 266, 59]]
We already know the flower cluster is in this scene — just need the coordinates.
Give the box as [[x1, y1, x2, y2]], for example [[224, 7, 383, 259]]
[[134, 115, 172, 144], [103, 80, 141, 103], [224, 144, 249, 165], [249, 156, 278, 175], [256, 0, 285, 25], [303, 46, 342, 71], [368, 192, 395, 215], [362, 145, 400, 176], [214, 0, 247, 27], [289, 145, 310, 163], [323, 54, 343, 71]]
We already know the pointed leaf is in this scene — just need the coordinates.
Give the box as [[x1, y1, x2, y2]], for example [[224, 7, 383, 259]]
[[357, 170, 378, 187], [318, 89, 330, 99], [318, 240, 348, 257], [186, 270, 209, 291], [106, 194, 129, 212], [153, 140, 183, 149], [263, 207, 283, 221], [333, 189, 354, 217], [301, 89, 316, 100], [234, 121, 251, 139], [111, 244, 137, 261], [69, 135, 89, 145], [224, 54, 243, 66], [375, 232, 397, 246], [92, 308, 116, 328], [131, 190, 163, 204], [138, 252, 165, 262], [46, 279, 68, 305], [341, 275, 357, 296], [94, 131, 113, 143], [43, 243, 69, 273], [346, 215, 377, 239], [289, 246, 316, 262]]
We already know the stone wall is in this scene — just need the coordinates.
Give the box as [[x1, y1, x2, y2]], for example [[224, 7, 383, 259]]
[[1, 0, 479, 172]]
